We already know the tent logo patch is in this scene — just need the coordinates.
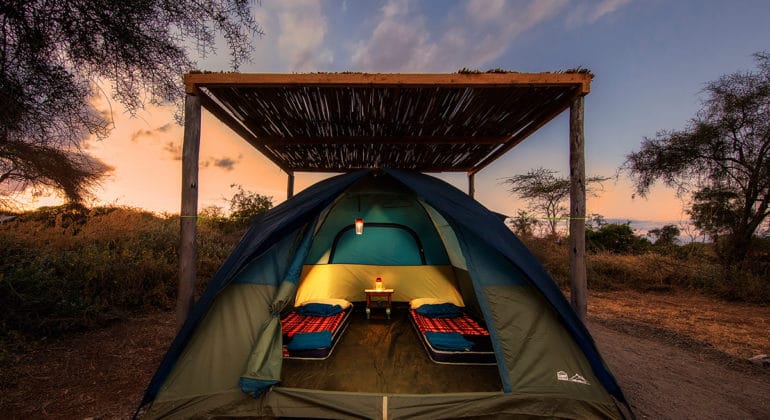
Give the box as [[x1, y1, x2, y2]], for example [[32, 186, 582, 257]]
[[556, 371, 590, 385]]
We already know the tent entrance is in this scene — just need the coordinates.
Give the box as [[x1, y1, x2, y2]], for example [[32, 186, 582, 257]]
[[280, 305, 502, 394]]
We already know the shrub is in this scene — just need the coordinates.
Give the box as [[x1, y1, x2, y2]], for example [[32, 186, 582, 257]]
[[586, 222, 651, 254], [0, 206, 244, 341]]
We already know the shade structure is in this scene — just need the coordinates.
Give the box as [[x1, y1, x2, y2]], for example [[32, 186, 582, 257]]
[[183, 71, 591, 174], [175, 70, 593, 346]]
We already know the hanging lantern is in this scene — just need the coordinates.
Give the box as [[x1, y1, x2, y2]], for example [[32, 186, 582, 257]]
[[375, 277, 383, 290], [355, 218, 364, 235]]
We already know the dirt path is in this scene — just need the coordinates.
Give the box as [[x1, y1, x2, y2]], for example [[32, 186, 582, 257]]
[[1, 292, 768, 419], [588, 320, 770, 419]]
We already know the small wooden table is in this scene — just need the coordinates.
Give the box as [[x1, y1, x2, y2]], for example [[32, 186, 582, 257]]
[[364, 289, 394, 319]]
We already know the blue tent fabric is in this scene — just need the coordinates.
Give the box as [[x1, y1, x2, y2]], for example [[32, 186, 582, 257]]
[[384, 168, 627, 406], [139, 170, 368, 407], [139, 168, 628, 412]]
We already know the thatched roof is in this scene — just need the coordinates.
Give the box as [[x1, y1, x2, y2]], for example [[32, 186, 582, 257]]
[[184, 72, 591, 174]]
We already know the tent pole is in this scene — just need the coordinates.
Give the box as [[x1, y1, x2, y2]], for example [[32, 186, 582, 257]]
[[178, 92, 201, 331], [468, 173, 475, 198], [569, 95, 587, 321], [287, 171, 295, 199]]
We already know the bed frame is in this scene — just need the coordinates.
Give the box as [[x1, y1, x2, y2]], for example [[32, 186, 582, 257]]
[[409, 309, 496, 365], [281, 306, 353, 360]]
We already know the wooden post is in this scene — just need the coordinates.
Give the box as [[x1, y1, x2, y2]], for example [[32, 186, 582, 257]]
[[569, 95, 587, 321], [287, 171, 295, 199], [468, 173, 475, 198], [177, 93, 201, 331]]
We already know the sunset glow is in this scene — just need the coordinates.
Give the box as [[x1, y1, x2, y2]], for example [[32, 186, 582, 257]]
[[14, 0, 770, 225]]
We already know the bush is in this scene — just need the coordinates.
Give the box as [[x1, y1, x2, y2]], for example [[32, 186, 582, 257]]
[[0, 206, 243, 342], [586, 222, 651, 254], [518, 235, 769, 304]]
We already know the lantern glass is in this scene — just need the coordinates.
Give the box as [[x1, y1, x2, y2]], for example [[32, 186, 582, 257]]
[[355, 218, 364, 235]]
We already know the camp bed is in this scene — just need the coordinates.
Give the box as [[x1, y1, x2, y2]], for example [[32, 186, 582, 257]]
[[281, 305, 352, 360], [409, 308, 496, 365]]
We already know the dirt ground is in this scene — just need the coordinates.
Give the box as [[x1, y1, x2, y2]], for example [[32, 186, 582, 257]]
[[1, 290, 768, 419]]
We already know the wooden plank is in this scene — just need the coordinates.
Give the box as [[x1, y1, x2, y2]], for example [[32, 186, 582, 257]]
[[195, 89, 292, 174], [468, 94, 575, 176], [185, 72, 591, 94], [245, 135, 509, 145], [288, 165, 472, 173], [568, 95, 587, 321], [177, 93, 201, 331]]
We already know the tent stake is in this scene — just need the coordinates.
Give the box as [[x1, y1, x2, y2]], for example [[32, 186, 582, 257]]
[[178, 92, 201, 331], [569, 95, 587, 320]]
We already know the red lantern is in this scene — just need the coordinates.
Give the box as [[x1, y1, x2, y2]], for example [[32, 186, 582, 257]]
[[355, 218, 364, 235]]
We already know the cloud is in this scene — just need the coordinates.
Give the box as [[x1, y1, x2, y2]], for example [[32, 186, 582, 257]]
[[130, 129, 154, 142], [350, 0, 436, 71], [251, 1, 333, 72], [350, 0, 568, 72], [156, 122, 174, 133], [164, 141, 182, 160], [210, 155, 243, 171], [130, 122, 175, 142], [567, 0, 632, 26], [162, 141, 242, 171]]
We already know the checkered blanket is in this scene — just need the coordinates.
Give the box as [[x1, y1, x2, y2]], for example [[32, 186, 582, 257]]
[[281, 310, 346, 338], [411, 310, 489, 336]]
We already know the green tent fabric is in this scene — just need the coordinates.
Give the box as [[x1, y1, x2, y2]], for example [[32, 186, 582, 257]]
[[137, 169, 631, 419], [240, 219, 316, 395]]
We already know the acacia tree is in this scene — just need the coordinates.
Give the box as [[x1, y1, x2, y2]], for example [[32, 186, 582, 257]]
[[228, 184, 272, 225], [0, 0, 262, 206], [648, 224, 680, 246], [624, 53, 770, 264], [501, 167, 608, 237]]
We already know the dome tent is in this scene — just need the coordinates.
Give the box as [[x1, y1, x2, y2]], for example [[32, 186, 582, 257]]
[[138, 169, 630, 419]]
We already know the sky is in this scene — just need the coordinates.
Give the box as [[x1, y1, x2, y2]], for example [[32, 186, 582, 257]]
[[21, 0, 770, 225]]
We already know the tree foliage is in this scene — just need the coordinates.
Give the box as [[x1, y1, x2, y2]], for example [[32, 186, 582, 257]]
[[501, 167, 609, 237], [228, 184, 272, 224], [506, 210, 539, 238], [624, 53, 770, 263], [0, 0, 262, 206], [648, 224, 680, 246], [586, 222, 651, 254]]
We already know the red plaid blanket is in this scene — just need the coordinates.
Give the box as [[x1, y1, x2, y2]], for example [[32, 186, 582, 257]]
[[281, 310, 346, 338], [411, 310, 489, 336]]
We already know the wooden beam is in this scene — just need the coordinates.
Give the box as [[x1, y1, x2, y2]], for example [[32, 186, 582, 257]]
[[569, 95, 587, 321], [177, 93, 201, 331], [468, 173, 475, 198], [240, 135, 509, 146], [287, 165, 473, 173], [185, 72, 592, 94], [468, 95, 575, 176], [287, 171, 294, 199], [195, 88, 292, 174]]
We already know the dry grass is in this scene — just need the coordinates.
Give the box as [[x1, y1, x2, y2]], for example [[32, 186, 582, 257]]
[[589, 289, 770, 360]]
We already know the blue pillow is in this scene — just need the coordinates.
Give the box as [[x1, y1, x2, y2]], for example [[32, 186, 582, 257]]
[[287, 331, 333, 351], [424, 332, 474, 351], [414, 303, 462, 318], [297, 303, 343, 317]]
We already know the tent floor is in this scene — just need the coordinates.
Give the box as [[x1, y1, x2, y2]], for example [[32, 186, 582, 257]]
[[281, 304, 503, 394]]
